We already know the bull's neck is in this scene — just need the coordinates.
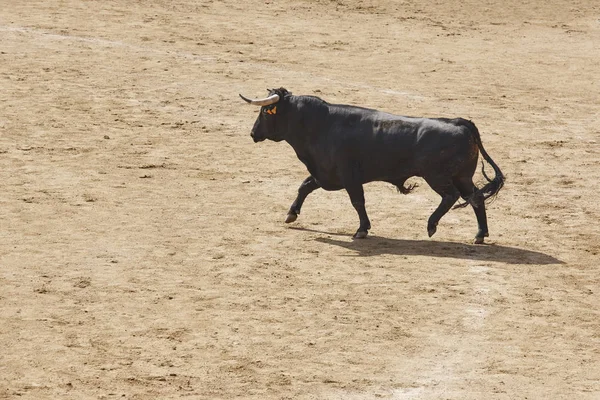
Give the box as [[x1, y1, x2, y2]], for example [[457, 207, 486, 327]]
[[285, 136, 312, 164], [285, 128, 323, 176], [283, 97, 328, 156]]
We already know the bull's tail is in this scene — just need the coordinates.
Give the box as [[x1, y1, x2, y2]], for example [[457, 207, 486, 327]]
[[454, 121, 505, 209]]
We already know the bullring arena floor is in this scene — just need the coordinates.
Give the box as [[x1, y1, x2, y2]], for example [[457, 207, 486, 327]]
[[1, 1, 599, 398]]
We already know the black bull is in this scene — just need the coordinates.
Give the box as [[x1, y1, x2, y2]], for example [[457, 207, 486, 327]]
[[240, 88, 504, 244]]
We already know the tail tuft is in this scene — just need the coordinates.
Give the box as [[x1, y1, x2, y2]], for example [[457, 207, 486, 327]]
[[453, 162, 505, 210]]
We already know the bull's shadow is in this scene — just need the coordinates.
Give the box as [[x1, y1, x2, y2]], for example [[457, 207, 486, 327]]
[[290, 227, 563, 265]]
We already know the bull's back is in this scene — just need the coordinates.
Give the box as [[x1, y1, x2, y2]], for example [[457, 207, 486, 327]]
[[330, 110, 476, 181]]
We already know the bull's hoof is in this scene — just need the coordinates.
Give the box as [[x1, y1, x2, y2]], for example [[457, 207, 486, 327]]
[[353, 230, 368, 239], [285, 213, 297, 223], [427, 225, 437, 238], [473, 236, 485, 245]]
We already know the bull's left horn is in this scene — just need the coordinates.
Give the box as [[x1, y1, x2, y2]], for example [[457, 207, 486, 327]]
[[239, 93, 280, 106]]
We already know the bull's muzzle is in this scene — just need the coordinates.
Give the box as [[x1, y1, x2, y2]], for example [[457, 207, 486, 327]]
[[251, 131, 265, 143]]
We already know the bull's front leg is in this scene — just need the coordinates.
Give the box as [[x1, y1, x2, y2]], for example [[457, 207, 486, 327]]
[[285, 176, 320, 223], [345, 184, 371, 239]]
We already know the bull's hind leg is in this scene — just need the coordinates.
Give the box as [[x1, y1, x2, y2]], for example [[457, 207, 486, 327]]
[[424, 178, 461, 238], [454, 177, 489, 244], [346, 183, 371, 239], [285, 176, 320, 223]]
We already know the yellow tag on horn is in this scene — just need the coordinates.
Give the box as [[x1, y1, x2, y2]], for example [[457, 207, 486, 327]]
[[266, 106, 277, 115]]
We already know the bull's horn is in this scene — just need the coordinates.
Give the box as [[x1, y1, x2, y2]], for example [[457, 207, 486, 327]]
[[239, 93, 280, 106]]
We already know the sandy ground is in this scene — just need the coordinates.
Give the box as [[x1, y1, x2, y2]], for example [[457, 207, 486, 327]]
[[1, 0, 599, 399]]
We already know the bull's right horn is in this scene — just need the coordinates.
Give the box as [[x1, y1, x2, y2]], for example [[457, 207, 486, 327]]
[[239, 93, 280, 106]]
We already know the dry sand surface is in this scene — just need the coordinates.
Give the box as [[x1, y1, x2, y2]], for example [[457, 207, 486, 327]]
[[1, 0, 599, 399]]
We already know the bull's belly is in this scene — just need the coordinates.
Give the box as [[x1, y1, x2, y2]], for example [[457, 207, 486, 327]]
[[310, 170, 344, 191], [309, 163, 415, 191]]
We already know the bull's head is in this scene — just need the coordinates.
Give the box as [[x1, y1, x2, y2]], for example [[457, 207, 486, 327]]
[[240, 88, 290, 143]]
